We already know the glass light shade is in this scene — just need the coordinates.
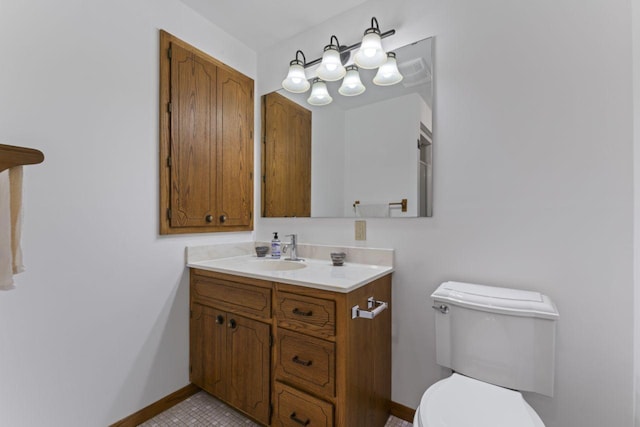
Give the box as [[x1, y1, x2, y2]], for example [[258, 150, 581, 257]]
[[317, 45, 346, 81], [354, 29, 386, 69], [307, 78, 333, 106], [282, 60, 310, 93], [338, 65, 366, 96], [373, 52, 403, 86]]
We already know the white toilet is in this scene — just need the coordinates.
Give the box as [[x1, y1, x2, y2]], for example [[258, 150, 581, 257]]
[[414, 281, 559, 427]]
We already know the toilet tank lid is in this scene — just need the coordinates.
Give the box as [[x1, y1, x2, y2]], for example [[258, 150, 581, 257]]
[[431, 281, 559, 320]]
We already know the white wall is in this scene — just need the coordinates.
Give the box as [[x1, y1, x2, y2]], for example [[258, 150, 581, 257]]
[[0, 1, 256, 425], [257, 1, 634, 426], [634, 0, 640, 423], [311, 106, 346, 217], [344, 94, 422, 217]]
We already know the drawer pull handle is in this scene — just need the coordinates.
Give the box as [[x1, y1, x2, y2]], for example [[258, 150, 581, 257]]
[[228, 318, 237, 329], [292, 356, 313, 367], [215, 315, 224, 325], [292, 308, 313, 317], [289, 412, 310, 426]]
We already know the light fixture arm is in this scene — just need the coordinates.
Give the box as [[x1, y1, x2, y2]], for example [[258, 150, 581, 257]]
[[304, 27, 395, 68], [294, 49, 306, 65]]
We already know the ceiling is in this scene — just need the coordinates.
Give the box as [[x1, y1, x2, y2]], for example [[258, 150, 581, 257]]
[[180, 0, 370, 50]]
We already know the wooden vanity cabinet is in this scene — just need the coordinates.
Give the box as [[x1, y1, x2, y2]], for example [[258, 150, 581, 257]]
[[273, 275, 392, 427], [190, 270, 272, 425], [189, 268, 391, 427]]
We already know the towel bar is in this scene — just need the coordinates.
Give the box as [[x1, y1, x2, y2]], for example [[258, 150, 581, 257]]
[[352, 297, 388, 319]]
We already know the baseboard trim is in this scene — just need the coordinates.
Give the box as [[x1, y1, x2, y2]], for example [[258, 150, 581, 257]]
[[390, 400, 416, 423], [109, 383, 200, 427]]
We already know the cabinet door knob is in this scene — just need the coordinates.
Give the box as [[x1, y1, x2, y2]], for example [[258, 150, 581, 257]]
[[228, 318, 237, 329], [205, 214, 214, 223], [215, 315, 224, 325], [289, 412, 310, 426], [219, 214, 227, 223]]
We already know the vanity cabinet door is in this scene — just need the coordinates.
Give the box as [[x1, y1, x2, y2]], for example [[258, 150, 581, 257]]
[[190, 304, 226, 397], [226, 313, 271, 425], [190, 303, 271, 425]]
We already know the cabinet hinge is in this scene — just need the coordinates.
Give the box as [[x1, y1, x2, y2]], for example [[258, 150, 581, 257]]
[[249, 211, 252, 220], [262, 175, 266, 184], [262, 135, 266, 144], [167, 157, 172, 167], [250, 130, 253, 139], [167, 102, 172, 113], [168, 47, 172, 59], [167, 208, 172, 220]]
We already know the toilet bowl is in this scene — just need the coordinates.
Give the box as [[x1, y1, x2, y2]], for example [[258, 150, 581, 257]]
[[413, 373, 544, 427]]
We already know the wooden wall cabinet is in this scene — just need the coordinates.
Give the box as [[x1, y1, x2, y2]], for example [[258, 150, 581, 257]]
[[189, 268, 391, 427], [160, 30, 254, 234]]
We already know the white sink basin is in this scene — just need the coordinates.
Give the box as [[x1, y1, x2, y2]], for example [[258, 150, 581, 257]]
[[247, 260, 307, 271]]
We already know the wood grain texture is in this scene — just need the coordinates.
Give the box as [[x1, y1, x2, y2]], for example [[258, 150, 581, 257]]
[[170, 41, 217, 228], [275, 328, 336, 397], [275, 275, 392, 427], [159, 30, 253, 234], [192, 273, 272, 320], [275, 291, 336, 339], [273, 381, 334, 427], [0, 144, 44, 173], [262, 92, 311, 217], [390, 400, 416, 423], [108, 384, 199, 427]]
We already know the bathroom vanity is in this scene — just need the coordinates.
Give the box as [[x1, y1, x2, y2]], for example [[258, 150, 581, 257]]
[[187, 243, 393, 427]]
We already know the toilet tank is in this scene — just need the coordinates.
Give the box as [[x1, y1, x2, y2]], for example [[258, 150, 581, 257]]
[[432, 281, 559, 397]]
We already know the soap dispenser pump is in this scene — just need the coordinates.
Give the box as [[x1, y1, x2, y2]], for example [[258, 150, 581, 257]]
[[271, 232, 281, 259]]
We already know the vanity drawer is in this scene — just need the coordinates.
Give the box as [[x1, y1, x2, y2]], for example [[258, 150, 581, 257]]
[[276, 328, 335, 397], [273, 381, 334, 427], [275, 291, 335, 338], [191, 273, 271, 320]]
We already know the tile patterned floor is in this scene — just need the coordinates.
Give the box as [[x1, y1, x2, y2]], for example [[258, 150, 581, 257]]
[[139, 391, 413, 427]]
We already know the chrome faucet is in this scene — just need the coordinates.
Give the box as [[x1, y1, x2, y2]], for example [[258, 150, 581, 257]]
[[283, 234, 303, 261]]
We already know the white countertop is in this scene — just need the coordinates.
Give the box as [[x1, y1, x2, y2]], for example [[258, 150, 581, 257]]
[[187, 254, 394, 293]]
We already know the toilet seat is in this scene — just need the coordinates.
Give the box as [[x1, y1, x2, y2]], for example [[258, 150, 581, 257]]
[[414, 374, 545, 427]]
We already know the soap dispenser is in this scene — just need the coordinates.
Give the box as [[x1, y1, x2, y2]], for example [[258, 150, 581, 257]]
[[271, 232, 281, 259]]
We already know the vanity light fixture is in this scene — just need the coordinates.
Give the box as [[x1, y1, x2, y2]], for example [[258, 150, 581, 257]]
[[281, 17, 399, 104], [338, 65, 366, 96], [373, 52, 403, 86], [354, 17, 387, 69], [316, 35, 347, 81], [282, 50, 311, 93], [307, 78, 333, 106]]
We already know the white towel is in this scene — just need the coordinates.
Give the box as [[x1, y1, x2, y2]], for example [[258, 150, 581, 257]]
[[0, 167, 24, 290], [355, 203, 390, 218]]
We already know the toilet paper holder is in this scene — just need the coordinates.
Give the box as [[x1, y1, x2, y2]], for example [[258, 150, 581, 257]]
[[352, 297, 388, 320]]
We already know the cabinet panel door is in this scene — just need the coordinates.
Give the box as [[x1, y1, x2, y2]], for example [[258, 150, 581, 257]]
[[263, 92, 311, 217], [216, 67, 253, 227], [190, 304, 226, 398], [226, 313, 271, 425], [170, 42, 218, 227]]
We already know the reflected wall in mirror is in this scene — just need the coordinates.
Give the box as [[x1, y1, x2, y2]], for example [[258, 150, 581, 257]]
[[262, 37, 433, 218]]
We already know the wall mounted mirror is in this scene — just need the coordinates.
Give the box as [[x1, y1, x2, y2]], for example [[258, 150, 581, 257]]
[[262, 37, 433, 218]]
